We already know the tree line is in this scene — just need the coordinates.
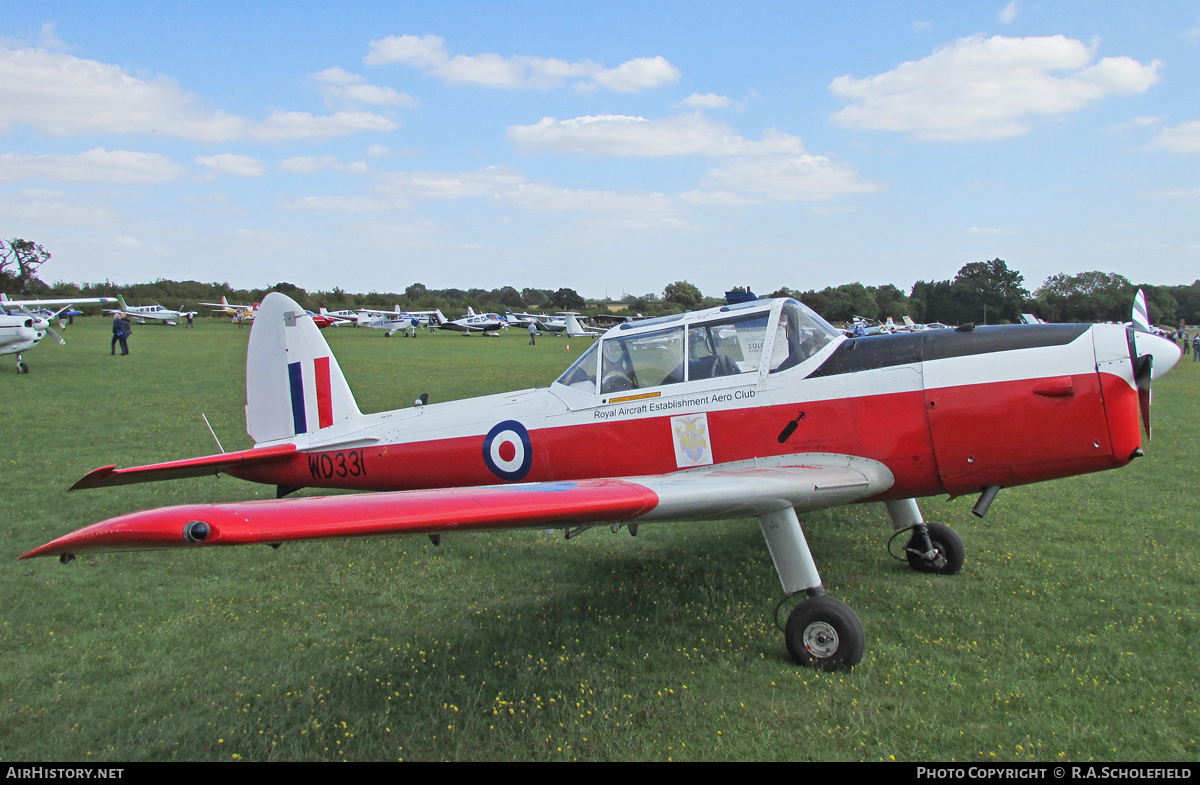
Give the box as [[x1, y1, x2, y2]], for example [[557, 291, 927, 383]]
[[2, 236, 1196, 325]]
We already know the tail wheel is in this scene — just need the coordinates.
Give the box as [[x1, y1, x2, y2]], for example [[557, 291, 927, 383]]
[[784, 595, 865, 671], [905, 522, 965, 575]]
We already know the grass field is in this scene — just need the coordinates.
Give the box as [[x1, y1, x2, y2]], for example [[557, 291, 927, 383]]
[[1, 315, 1196, 762]]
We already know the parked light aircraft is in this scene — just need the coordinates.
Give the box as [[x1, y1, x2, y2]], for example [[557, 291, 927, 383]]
[[200, 296, 257, 321], [315, 306, 359, 327], [24, 292, 1180, 670], [434, 307, 507, 335], [506, 310, 566, 335], [561, 312, 603, 338], [0, 294, 117, 372], [107, 296, 196, 325], [356, 306, 438, 337]]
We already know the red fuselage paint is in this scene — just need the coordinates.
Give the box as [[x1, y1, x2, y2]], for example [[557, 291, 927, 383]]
[[230, 366, 1137, 502]]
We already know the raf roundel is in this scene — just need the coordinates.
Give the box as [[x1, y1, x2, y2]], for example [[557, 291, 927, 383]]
[[483, 420, 533, 481]]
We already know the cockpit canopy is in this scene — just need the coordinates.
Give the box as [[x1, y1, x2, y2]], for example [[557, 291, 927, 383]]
[[554, 299, 839, 396]]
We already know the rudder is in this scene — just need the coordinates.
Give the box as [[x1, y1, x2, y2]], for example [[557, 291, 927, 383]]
[[246, 292, 361, 444]]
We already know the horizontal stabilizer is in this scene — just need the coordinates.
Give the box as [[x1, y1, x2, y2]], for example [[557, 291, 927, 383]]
[[69, 444, 297, 491]]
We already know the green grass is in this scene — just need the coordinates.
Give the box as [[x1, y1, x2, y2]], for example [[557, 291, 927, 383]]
[[1, 316, 1196, 761]]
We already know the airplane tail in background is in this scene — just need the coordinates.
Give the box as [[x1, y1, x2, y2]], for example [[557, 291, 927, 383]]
[[246, 292, 362, 445]]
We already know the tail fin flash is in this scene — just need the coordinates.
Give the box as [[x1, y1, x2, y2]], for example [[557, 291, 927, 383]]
[[246, 292, 361, 444]]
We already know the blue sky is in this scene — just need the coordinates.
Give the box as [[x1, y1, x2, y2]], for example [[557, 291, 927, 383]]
[[2, 1, 1198, 300]]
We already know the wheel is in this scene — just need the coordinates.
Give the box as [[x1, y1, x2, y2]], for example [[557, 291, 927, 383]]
[[784, 595, 865, 671], [16, 361, 29, 374], [905, 523, 965, 575]]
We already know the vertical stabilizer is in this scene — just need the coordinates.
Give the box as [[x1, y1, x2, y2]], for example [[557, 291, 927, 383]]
[[246, 292, 361, 444]]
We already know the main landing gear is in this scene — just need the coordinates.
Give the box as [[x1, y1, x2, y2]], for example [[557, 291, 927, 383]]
[[761, 499, 966, 671], [15, 354, 29, 374]]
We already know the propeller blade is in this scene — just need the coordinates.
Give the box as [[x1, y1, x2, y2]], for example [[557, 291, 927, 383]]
[[47, 327, 66, 345], [1131, 288, 1151, 333], [1133, 351, 1153, 439]]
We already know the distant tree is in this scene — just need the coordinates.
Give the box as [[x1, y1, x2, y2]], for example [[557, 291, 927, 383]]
[[493, 285, 523, 308], [521, 288, 552, 309], [0, 238, 52, 294], [551, 287, 585, 311], [405, 282, 428, 301], [1167, 280, 1200, 325], [1034, 271, 1133, 322], [868, 283, 909, 320], [798, 283, 878, 322], [952, 258, 1029, 324], [663, 280, 703, 309], [909, 279, 956, 324]]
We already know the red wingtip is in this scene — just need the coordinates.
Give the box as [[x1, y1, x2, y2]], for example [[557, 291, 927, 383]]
[[69, 465, 118, 491]]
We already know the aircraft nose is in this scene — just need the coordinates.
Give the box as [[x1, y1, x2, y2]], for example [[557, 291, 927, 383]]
[[1137, 331, 1182, 380]]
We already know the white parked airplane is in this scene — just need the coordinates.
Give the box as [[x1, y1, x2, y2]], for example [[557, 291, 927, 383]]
[[434, 307, 508, 336], [0, 294, 117, 372], [355, 306, 439, 337], [561, 312, 603, 338], [507, 310, 567, 335], [106, 295, 196, 325]]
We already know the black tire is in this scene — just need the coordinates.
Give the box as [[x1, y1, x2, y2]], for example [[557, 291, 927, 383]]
[[16, 361, 29, 375], [784, 595, 865, 671], [905, 523, 965, 575]]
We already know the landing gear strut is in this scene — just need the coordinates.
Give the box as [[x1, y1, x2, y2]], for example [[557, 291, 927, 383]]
[[886, 498, 965, 575], [15, 354, 29, 374], [759, 506, 865, 670]]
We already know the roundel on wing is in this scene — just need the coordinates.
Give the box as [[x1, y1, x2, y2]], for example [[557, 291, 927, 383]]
[[483, 420, 532, 481]]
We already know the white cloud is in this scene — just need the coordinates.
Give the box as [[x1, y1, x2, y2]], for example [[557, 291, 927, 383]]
[[703, 155, 880, 201], [680, 93, 733, 109], [0, 46, 397, 141], [830, 35, 1162, 141], [375, 165, 526, 202], [364, 34, 679, 92], [507, 114, 807, 157], [999, 1, 1021, 24], [196, 153, 267, 177], [251, 111, 397, 141], [590, 57, 681, 93], [279, 195, 393, 212], [965, 226, 1013, 236], [309, 66, 417, 108], [279, 155, 370, 174], [1138, 186, 1200, 198], [38, 22, 66, 51], [0, 147, 187, 182], [1146, 121, 1200, 153]]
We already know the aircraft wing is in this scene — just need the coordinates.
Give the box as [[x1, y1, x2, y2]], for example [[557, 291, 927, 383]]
[[69, 444, 298, 490], [25, 454, 892, 559], [1, 296, 116, 310]]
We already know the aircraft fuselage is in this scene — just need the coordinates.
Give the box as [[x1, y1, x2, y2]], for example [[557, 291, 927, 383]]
[[233, 319, 1146, 505]]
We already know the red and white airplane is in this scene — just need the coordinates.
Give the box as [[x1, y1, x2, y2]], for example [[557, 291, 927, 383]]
[[22, 292, 1180, 670]]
